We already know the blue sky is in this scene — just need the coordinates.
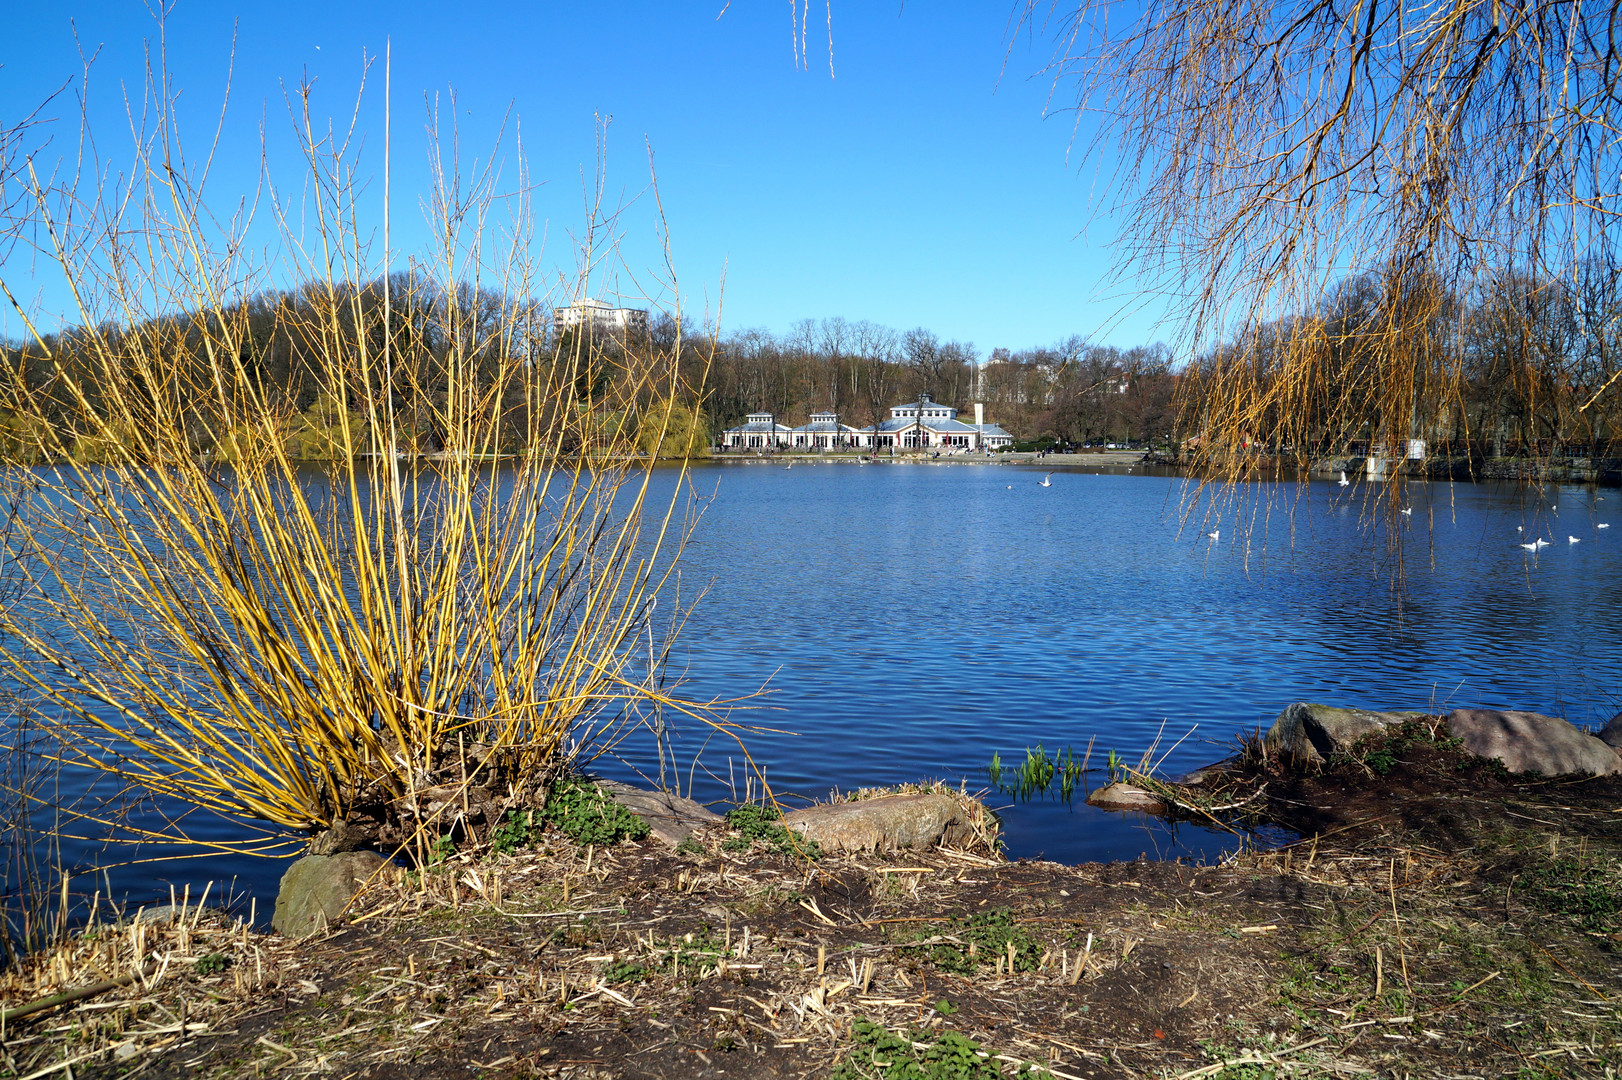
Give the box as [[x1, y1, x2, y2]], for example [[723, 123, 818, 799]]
[[3, 2, 1170, 353]]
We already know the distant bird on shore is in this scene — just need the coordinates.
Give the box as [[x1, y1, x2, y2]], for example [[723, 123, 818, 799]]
[[1038, 473, 1053, 488], [1569, 535, 1582, 544], [1206, 529, 1220, 541], [1338, 471, 1350, 487]]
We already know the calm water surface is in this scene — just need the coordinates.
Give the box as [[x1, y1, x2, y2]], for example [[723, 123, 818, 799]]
[[28, 461, 1622, 917]]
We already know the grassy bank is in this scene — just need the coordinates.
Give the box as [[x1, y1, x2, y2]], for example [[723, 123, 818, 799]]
[[2, 755, 1619, 1080]]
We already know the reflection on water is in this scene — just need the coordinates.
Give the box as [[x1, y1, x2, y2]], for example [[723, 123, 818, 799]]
[[19, 462, 1622, 917]]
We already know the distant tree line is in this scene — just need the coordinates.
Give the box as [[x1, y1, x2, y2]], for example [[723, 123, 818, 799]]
[[1179, 260, 1622, 461], [681, 316, 1179, 447], [0, 274, 641, 462], [10, 262, 1619, 463]]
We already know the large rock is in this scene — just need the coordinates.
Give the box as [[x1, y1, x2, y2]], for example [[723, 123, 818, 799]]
[[272, 851, 388, 939], [1445, 709, 1622, 777], [596, 780, 723, 846], [782, 793, 971, 853], [1596, 711, 1622, 751], [1263, 702, 1426, 765]]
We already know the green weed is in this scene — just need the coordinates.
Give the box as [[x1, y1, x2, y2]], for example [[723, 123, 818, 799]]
[[1520, 856, 1621, 932], [830, 1018, 1051, 1080], [490, 810, 537, 854], [904, 908, 1041, 974], [601, 960, 647, 985], [722, 804, 822, 859], [988, 744, 1087, 801], [428, 834, 456, 865], [541, 779, 650, 846]]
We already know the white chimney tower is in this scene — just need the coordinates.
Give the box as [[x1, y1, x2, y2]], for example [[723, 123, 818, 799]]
[[974, 402, 984, 427]]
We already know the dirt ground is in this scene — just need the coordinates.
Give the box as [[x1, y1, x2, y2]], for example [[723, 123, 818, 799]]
[[4, 729, 1621, 1080]]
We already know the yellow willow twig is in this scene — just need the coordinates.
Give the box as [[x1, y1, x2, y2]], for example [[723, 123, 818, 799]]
[[0, 55, 741, 855]]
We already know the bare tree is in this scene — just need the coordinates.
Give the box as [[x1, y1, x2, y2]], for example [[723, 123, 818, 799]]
[[1028, 0, 1622, 479]]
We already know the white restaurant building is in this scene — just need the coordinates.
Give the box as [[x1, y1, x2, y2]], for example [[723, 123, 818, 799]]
[[721, 394, 1014, 451]]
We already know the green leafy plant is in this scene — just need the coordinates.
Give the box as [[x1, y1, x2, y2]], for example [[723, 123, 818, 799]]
[[904, 908, 1041, 975], [722, 804, 821, 859], [1520, 857, 1621, 932], [831, 1019, 1051, 1080], [194, 952, 233, 977], [490, 810, 536, 854], [428, 835, 457, 865], [601, 960, 648, 985], [541, 779, 650, 846]]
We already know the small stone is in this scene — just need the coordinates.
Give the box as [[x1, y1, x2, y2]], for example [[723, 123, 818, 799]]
[[271, 851, 388, 939], [1085, 782, 1166, 813]]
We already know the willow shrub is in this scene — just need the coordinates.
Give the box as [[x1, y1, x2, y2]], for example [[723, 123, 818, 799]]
[[0, 66, 738, 861]]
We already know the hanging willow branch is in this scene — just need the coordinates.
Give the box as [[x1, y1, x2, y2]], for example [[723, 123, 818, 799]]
[[1025, 0, 1622, 487]]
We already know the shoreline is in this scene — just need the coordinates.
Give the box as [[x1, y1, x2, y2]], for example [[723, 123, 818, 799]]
[[701, 448, 1622, 486], [6, 741, 1620, 1080]]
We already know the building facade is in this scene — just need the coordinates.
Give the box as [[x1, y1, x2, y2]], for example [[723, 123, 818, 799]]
[[721, 395, 1014, 451], [554, 298, 650, 339]]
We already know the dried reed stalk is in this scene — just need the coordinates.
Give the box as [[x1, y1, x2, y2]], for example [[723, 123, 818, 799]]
[[0, 45, 742, 858]]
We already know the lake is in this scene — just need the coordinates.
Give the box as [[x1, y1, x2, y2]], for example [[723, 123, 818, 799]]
[[16, 460, 1622, 919]]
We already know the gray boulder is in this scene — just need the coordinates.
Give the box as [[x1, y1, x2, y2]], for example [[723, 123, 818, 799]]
[[1445, 709, 1622, 777], [1263, 702, 1426, 765], [596, 780, 723, 846], [1085, 781, 1166, 813], [782, 793, 972, 853], [272, 851, 388, 939], [1596, 711, 1622, 750]]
